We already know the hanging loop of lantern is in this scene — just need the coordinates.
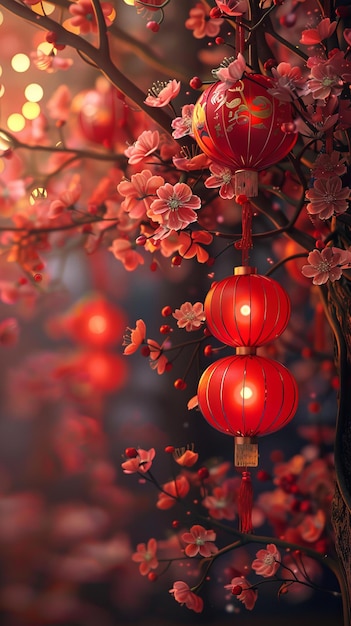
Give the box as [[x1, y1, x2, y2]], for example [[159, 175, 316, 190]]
[[192, 74, 297, 197]]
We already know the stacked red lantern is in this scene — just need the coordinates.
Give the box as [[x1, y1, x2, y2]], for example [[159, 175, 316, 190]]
[[197, 267, 298, 468], [192, 74, 297, 196]]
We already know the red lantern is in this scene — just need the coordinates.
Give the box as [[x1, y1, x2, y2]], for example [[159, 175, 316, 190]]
[[205, 266, 291, 347], [197, 353, 298, 465], [192, 75, 297, 196]]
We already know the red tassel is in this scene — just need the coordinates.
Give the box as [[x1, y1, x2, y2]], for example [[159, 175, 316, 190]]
[[238, 471, 253, 534]]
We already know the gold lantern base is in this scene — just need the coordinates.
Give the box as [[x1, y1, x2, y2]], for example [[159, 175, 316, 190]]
[[234, 436, 258, 467]]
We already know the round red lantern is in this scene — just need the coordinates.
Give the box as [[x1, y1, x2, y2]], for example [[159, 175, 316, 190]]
[[192, 74, 297, 196], [205, 266, 291, 347], [197, 353, 298, 465]]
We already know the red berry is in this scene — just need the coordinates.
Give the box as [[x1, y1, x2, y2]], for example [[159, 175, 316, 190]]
[[171, 255, 182, 267], [141, 345, 151, 357], [172, 520, 180, 528], [257, 470, 271, 481], [231, 585, 242, 595], [281, 122, 296, 134], [33, 273, 42, 282], [197, 467, 209, 480], [46, 31, 57, 43], [264, 58, 277, 71], [146, 21, 160, 32], [161, 306, 173, 317], [165, 362, 173, 372], [215, 36, 224, 45], [203, 345, 213, 357], [165, 446, 175, 454], [55, 43, 66, 51], [189, 76, 203, 90], [206, 257, 215, 267], [316, 239, 325, 249], [18, 277, 28, 286], [136, 235, 147, 246], [301, 347, 313, 359], [174, 378, 187, 390], [160, 324, 171, 334], [331, 375, 340, 390], [299, 500, 311, 513], [203, 327, 212, 337], [125, 447, 138, 458], [150, 261, 158, 272], [148, 572, 158, 581], [308, 401, 320, 414], [236, 194, 248, 205]]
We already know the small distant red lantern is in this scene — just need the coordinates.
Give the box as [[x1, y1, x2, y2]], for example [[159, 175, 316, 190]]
[[197, 354, 298, 447], [192, 74, 297, 196], [205, 266, 291, 347], [78, 350, 128, 393]]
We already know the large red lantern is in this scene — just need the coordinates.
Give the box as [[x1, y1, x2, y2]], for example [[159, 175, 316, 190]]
[[192, 74, 297, 196], [205, 266, 291, 347]]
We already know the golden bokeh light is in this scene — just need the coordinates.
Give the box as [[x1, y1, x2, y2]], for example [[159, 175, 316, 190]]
[[22, 102, 41, 120], [0, 11, 3, 25], [0, 131, 12, 151], [0, 85, 4, 98], [31, 2, 55, 16], [7, 113, 25, 132], [29, 187, 48, 205], [37, 41, 55, 55], [24, 83, 44, 102], [11, 53, 30, 73]]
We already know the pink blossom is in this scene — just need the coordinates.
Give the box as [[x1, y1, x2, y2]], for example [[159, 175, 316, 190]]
[[0, 318, 19, 346], [313, 151, 347, 179], [48, 177, 82, 219], [177, 231, 213, 263], [144, 80, 181, 107], [307, 60, 344, 100], [306, 176, 350, 220], [109, 239, 145, 271], [268, 62, 309, 102], [124, 130, 160, 165], [174, 449, 199, 467], [300, 18, 337, 45], [121, 447, 156, 474], [181, 524, 218, 558], [301, 247, 351, 285], [147, 338, 169, 374], [118, 170, 164, 220], [132, 538, 158, 575], [69, 0, 114, 34], [202, 482, 236, 520], [172, 301, 205, 331], [156, 475, 190, 509], [215, 0, 247, 16], [172, 152, 211, 172], [297, 509, 325, 543], [46, 85, 72, 121], [185, 3, 222, 39], [169, 581, 203, 613], [171, 105, 195, 139], [225, 577, 257, 610], [123, 319, 146, 355], [215, 52, 247, 88], [251, 543, 281, 577], [148, 182, 201, 230], [31, 50, 74, 72], [205, 163, 235, 199]]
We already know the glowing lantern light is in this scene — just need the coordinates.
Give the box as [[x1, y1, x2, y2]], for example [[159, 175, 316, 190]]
[[205, 266, 291, 347], [81, 351, 128, 393], [192, 74, 297, 196]]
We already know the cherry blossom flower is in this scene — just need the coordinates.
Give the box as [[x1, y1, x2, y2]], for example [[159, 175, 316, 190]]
[[297, 509, 325, 543], [215, 0, 247, 16], [205, 163, 235, 199], [300, 18, 337, 45], [214, 52, 247, 88], [147, 338, 169, 374], [172, 151, 211, 172], [109, 239, 145, 271], [46, 85, 72, 122], [169, 581, 203, 613], [148, 183, 201, 230], [172, 302, 205, 331], [144, 80, 181, 107], [171, 105, 195, 139], [301, 247, 351, 285], [48, 177, 82, 219], [156, 475, 190, 509], [181, 525, 218, 558], [251, 543, 281, 577], [121, 447, 156, 474], [69, 0, 114, 34], [185, 3, 222, 39], [131, 538, 158, 575], [312, 151, 347, 179], [124, 130, 160, 165], [174, 448, 198, 467], [123, 319, 146, 355], [0, 318, 19, 346], [177, 231, 213, 263], [118, 170, 165, 220], [268, 62, 309, 102], [305, 176, 350, 220], [225, 577, 257, 610], [202, 481, 237, 520], [307, 60, 344, 100]]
